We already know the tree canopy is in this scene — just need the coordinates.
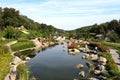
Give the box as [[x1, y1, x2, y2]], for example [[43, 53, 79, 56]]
[[0, 7, 64, 38]]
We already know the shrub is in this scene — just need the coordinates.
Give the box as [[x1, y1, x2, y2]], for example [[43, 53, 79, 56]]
[[2, 26, 21, 39], [89, 42, 109, 52], [109, 70, 120, 76], [101, 71, 110, 77]]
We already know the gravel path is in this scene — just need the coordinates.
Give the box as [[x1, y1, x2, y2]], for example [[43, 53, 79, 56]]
[[110, 49, 120, 71]]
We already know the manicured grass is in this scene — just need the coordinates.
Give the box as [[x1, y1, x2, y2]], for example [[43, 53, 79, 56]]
[[11, 41, 35, 51], [0, 44, 13, 80]]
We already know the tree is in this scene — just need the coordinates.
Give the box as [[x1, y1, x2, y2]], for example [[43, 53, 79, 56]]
[[0, 7, 3, 30], [2, 26, 21, 39], [2, 7, 19, 27], [108, 20, 119, 31], [107, 32, 119, 42]]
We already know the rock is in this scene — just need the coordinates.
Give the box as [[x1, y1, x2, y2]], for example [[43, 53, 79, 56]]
[[94, 70, 101, 74], [76, 64, 84, 69], [98, 65, 105, 72], [98, 57, 107, 63], [87, 77, 99, 80], [49, 42, 54, 45], [82, 56, 85, 59], [25, 57, 31, 60], [98, 57, 107, 65], [86, 62, 92, 67], [11, 57, 22, 65], [74, 49, 80, 53], [101, 62, 106, 65], [68, 48, 80, 55], [90, 54, 98, 60], [79, 48, 86, 52], [85, 54, 90, 59], [78, 71, 85, 77]]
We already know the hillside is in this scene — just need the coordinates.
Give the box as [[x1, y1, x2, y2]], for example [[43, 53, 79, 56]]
[[0, 7, 64, 39], [67, 19, 120, 42]]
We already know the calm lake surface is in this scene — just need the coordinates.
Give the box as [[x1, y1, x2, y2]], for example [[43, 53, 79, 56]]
[[28, 43, 89, 80]]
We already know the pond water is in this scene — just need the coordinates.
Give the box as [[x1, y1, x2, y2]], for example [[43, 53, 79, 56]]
[[28, 43, 89, 80]]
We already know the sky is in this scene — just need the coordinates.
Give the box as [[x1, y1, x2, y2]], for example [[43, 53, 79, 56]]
[[0, 0, 120, 30]]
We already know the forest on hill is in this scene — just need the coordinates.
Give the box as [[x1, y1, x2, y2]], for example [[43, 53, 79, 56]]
[[0, 7, 64, 39], [68, 19, 120, 42], [0, 7, 120, 43]]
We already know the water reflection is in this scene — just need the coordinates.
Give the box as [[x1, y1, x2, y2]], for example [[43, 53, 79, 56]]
[[28, 43, 89, 80]]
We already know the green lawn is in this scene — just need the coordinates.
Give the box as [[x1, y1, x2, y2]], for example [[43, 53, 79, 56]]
[[11, 41, 35, 51]]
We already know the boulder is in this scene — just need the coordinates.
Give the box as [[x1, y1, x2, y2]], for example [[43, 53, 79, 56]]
[[82, 56, 85, 59], [98, 57, 107, 63], [98, 65, 105, 72], [74, 49, 80, 53], [78, 71, 85, 77], [11, 57, 22, 65], [90, 54, 98, 60], [94, 70, 101, 74], [25, 57, 31, 60], [76, 64, 84, 69], [68, 48, 80, 55], [98, 57, 107, 65], [85, 54, 90, 59]]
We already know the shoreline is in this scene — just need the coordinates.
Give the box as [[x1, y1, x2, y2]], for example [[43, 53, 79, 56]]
[[5, 38, 57, 80], [4, 39, 120, 80]]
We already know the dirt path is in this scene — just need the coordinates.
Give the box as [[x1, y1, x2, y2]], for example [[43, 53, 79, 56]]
[[110, 49, 120, 71]]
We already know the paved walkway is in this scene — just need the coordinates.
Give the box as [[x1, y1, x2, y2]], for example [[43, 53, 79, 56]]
[[110, 49, 120, 71]]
